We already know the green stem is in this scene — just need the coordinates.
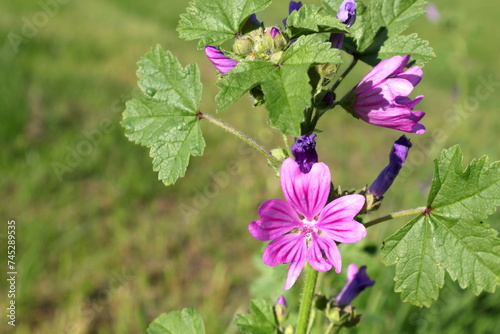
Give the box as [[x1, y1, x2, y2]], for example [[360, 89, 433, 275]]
[[326, 323, 343, 334], [330, 55, 359, 92], [282, 134, 292, 157], [364, 206, 427, 228], [296, 264, 319, 334], [199, 113, 280, 169]]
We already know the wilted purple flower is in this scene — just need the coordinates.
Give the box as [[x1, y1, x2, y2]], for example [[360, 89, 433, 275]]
[[247, 13, 262, 26], [249, 158, 366, 290], [337, 0, 357, 28], [329, 0, 356, 49], [288, 1, 303, 13], [283, 1, 303, 26], [345, 55, 426, 134], [367, 135, 412, 199], [329, 33, 345, 49], [425, 3, 441, 23], [291, 134, 318, 173], [204, 46, 238, 74], [336, 264, 375, 306]]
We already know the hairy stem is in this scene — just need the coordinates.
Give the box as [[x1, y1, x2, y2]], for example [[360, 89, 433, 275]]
[[199, 112, 280, 169], [330, 55, 359, 92], [296, 264, 319, 334], [364, 206, 427, 228]]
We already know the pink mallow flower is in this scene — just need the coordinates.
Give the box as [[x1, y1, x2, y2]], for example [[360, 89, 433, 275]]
[[204, 46, 238, 74], [343, 55, 426, 134], [249, 158, 366, 290]]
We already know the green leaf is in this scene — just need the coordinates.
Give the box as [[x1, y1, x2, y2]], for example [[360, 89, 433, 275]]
[[324, 0, 428, 60], [286, 5, 348, 39], [235, 299, 278, 334], [216, 35, 342, 136], [359, 33, 435, 67], [381, 146, 500, 307], [147, 309, 205, 334], [122, 45, 205, 186], [177, 0, 272, 49]]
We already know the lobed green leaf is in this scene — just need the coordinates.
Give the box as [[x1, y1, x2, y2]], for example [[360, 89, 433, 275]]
[[235, 299, 278, 334], [381, 146, 500, 307], [359, 33, 435, 67], [177, 0, 272, 49], [147, 309, 205, 334], [122, 46, 205, 186], [323, 0, 430, 66], [286, 5, 348, 39]]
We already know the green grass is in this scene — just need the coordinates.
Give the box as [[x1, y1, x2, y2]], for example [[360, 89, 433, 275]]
[[1, 0, 500, 333]]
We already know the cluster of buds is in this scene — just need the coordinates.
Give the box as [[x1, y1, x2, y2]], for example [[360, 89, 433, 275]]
[[233, 27, 288, 63]]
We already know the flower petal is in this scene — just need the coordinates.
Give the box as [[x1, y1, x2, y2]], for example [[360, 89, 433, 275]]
[[262, 233, 307, 290], [280, 158, 331, 221], [204, 46, 238, 74], [307, 233, 333, 272], [309, 234, 342, 273], [395, 66, 423, 87], [355, 55, 410, 94], [317, 194, 366, 243], [284, 253, 306, 290], [263, 233, 306, 266], [356, 105, 426, 133], [249, 199, 302, 241]]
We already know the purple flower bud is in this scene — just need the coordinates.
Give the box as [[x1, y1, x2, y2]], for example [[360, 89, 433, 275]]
[[270, 27, 280, 38], [329, 32, 345, 49], [291, 134, 318, 174], [337, 0, 357, 28], [336, 264, 375, 306], [367, 135, 412, 199], [275, 295, 287, 307], [204, 46, 238, 74]]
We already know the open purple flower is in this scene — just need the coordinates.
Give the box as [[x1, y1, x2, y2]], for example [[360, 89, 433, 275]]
[[249, 158, 366, 290], [344, 55, 426, 134], [204, 46, 238, 74], [336, 264, 375, 306], [367, 135, 412, 199], [291, 134, 318, 173], [337, 0, 357, 28]]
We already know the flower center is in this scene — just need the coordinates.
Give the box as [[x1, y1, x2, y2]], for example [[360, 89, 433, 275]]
[[300, 218, 318, 238]]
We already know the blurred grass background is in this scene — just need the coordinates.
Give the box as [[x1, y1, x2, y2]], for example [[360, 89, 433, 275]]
[[1, 0, 499, 333]]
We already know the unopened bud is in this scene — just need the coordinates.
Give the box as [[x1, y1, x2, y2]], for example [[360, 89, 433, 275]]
[[233, 37, 254, 56], [274, 295, 288, 324]]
